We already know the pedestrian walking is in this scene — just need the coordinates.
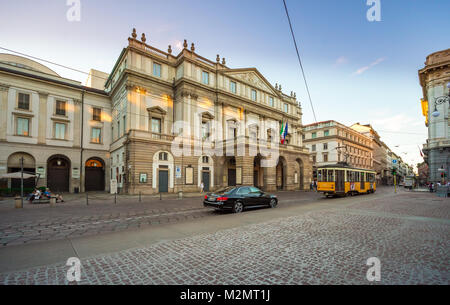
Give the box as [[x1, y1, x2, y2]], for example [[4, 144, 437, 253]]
[[200, 181, 204, 193]]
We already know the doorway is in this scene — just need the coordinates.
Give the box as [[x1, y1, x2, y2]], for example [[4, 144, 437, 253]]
[[158, 170, 168, 193], [85, 158, 105, 191], [47, 155, 70, 192], [202, 171, 210, 192]]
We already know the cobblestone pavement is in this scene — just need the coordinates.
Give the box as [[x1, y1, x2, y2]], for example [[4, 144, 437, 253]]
[[0, 190, 448, 285], [0, 190, 321, 247]]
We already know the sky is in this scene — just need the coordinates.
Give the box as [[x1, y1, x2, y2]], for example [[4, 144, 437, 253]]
[[1, 0, 449, 171]]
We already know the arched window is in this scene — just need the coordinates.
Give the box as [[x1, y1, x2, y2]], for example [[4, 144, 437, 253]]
[[159, 152, 168, 161]]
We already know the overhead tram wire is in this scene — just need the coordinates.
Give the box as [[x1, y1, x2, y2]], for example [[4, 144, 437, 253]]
[[282, 0, 317, 123]]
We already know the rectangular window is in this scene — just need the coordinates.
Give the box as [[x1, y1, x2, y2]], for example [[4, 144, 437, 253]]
[[152, 118, 161, 133], [312, 132, 317, 139], [122, 115, 126, 134], [152, 118, 161, 139], [251, 89, 257, 101], [269, 97, 274, 107], [17, 117, 29, 136], [202, 71, 209, 85], [284, 103, 288, 113], [312, 144, 316, 152], [324, 130, 330, 137], [323, 153, 328, 162], [56, 100, 66, 116], [230, 81, 236, 94], [117, 120, 120, 138], [18, 93, 30, 110], [201, 121, 210, 140], [93, 107, 102, 121], [153, 63, 161, 77], [91, 127, 101, 143], [323, 143, 328, 150], [312, 155, 316, 163], [327, 169, 334, 182], [228, 125, 237, 139], [55, 123, 66, 140]]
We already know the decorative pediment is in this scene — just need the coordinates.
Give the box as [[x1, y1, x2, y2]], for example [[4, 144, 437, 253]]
[[224, 69, 277, 95], [147, 106, 167, 115], [201, 111, 215, 120]]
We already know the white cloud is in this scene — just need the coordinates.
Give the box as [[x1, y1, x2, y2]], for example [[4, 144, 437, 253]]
[[333, 56, 348, 67], [352, 57, 386, 75]]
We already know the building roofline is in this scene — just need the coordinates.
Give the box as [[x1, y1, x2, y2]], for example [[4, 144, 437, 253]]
[[0, 65, 108, 96]]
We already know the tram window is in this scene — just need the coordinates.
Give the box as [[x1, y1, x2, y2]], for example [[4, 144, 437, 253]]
[[327, 170, 334, 182], [318, 170, 323, 182]]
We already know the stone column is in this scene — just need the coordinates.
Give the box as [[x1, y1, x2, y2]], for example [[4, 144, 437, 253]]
[[37, 92, 48, 144], [263, 165, 276, 192], [236, 155, 254, 186], [0, 84, 9, 141]]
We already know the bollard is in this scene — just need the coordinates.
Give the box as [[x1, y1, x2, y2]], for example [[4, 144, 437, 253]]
[[178, 191, 183, 200], [15, 196, 23, 209], [160, 192, 162, 200], [114, 192, 117, 204], [139, 191, 141, 202], [86, 192, 89, 205], [50, 197, 56, 207]]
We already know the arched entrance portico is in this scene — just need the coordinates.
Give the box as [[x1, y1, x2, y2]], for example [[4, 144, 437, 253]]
[[47, 155, 70, 193], [85, 157, 105, 191], [7, 152, 36, 190]]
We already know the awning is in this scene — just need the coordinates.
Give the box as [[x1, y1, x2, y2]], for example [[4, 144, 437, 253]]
[[0, 172, 36, 179]]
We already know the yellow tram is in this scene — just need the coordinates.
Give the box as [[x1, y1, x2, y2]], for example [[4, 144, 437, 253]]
[[317, 164, 376, 197]]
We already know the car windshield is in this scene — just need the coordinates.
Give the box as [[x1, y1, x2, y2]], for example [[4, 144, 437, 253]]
[[214, 187, 236, 194]]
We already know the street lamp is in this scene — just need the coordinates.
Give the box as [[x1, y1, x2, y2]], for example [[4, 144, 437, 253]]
[[431, 82, 450, 117]]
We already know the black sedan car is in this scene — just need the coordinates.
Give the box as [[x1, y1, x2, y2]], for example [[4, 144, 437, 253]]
[[203, 186, 277, 213]]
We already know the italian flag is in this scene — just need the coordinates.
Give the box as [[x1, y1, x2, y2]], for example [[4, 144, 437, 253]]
[[280, 122, 288, 144]]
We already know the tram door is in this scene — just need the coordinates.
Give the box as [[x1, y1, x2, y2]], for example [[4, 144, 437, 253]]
[[336, 170, 345, 192], [360, 172, 365, 190]]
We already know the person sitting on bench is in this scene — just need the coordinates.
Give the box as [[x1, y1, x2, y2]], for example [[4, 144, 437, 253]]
[[28, 188, 42, 204], [27, 188, 38, 204], [43, 188, 64, 203]]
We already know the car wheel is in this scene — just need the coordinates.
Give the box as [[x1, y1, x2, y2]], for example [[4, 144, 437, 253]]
[[233, 201, 244, 213], [269, 199, 278, 208]]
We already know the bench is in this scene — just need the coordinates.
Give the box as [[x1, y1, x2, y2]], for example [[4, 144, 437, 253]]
[[29, 196, 57, 204]]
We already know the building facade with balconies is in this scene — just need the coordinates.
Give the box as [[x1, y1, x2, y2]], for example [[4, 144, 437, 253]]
[[303, 120, 373, 180], [105, 29, 312, 194], [350, 123, 389, 185]]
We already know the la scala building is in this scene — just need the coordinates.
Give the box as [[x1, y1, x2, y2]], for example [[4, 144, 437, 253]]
[[0, 29, 313, 195]]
